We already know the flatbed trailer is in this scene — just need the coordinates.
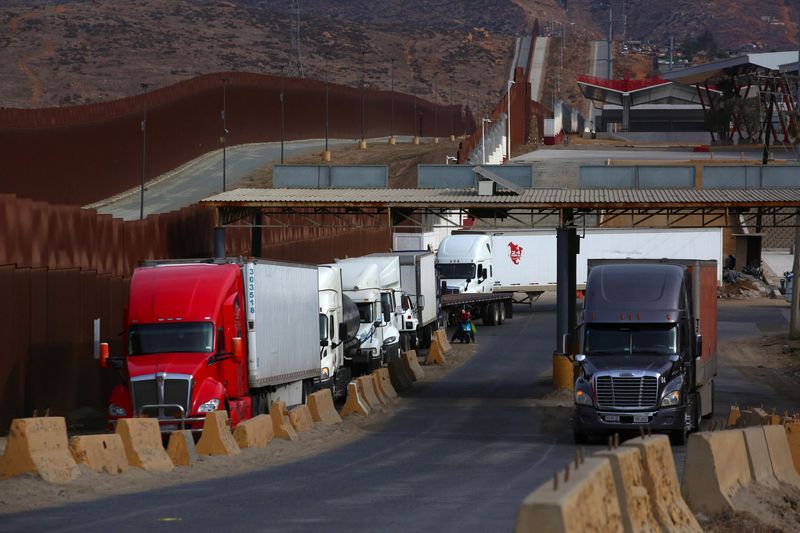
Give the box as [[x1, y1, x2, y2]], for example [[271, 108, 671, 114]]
[[440, 292, 515, 326]]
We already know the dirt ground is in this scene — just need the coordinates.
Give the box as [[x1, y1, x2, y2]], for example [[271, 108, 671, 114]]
[[0, 340, 478, 516], [239, 138, 462, 189]]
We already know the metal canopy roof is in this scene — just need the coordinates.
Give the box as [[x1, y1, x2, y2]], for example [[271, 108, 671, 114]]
[[575, 76, 708, 106], [202, 187, 800, 209], [664, 52, 800, 85]]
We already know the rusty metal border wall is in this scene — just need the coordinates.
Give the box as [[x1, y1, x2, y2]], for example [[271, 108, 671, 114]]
[[0, 72, 469, 206], [0, 194, 391, 430]]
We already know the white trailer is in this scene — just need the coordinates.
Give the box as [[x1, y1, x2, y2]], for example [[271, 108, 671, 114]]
[[245, 260, 320, 404], [488, 228, 724, 292]]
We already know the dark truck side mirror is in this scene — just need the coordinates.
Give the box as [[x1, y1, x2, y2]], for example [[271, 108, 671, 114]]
[[694, 334, 703, 358]]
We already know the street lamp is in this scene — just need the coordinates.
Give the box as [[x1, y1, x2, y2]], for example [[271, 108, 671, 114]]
[[221, 77, 229, 192], [360, 50, 366, 149], [139, 82, 149, 220], [324, 53, 331, 161], [506, 79, 515, 161], [481, 118, 492, 165], [449, 77, 455, 141], [390, 58, 396, 145], [412, 81, 419, 144], [433, 76, 439, 143], [280, 66, 286, 164]]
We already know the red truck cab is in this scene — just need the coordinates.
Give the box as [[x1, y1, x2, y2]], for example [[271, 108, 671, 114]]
[[105, 263, 250, 431]]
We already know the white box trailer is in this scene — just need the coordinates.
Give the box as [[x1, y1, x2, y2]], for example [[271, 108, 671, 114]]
[[369, 251, 438, 327], [487, 228, 724, 292], [245, 261, 320, 392]]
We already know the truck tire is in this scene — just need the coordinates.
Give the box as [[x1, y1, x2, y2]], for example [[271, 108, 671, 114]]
[[491, 303, 500, 325], [498, 303, 505, 325], [420, 324, 433, 348], [481, 305, 492, 326], [504, 300, 513, 319]]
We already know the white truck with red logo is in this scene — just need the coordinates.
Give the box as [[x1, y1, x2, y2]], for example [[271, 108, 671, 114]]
[[437, 228, 723, 309]]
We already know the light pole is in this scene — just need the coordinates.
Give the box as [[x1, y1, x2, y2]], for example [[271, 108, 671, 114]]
[[433, 76, 439, 143], [221, 77, 228, 192], [360, 50, 366, 149], [390, 58, 396, 145], [506, 79, 515, 161], [481, 118, 491, 165], [412, 81, 419, 144], [280, 66, 286, 164], [139, 82, 149, 220], [449, 77, 455, 141], [324, 53, 331, 161]]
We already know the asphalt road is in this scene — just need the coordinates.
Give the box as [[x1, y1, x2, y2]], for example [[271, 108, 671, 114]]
[[1, 296, 795, 532], [91, 139, 353, 221]]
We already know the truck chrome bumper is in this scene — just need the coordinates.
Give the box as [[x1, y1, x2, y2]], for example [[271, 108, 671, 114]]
[[574, 404, 685, 433], [109, 404, 206, 433]]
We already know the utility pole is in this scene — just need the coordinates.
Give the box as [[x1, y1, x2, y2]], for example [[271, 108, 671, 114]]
[[791, 209, 800, 340], [139, 82, 149, 220], [412, 81, 419, 144], [433, 76, 439, 143], [221, 77, 228, 192], [669, 36, 674, 71], [507, 79, 514, 161], [449, 77, 454, 141]]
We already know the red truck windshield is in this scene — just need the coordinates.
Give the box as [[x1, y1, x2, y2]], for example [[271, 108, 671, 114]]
[[584, 325, 678, 356], [128, 322, 214, 355]]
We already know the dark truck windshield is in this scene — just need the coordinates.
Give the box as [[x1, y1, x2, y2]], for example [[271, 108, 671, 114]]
[[356, 303, 374, 323], [129, 322, 214, 355], [436, 263, 476, 279], [584, 324, 678, 356]]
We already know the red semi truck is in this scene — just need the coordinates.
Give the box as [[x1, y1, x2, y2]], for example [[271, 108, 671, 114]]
[[101, 258, 320, 431]]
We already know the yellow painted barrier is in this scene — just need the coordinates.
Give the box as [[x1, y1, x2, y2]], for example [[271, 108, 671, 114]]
[[69, 434, 128, 475], [552, 354, 574, 391], [742, 426, 779, 487], [425, 337, 446, 365], [595, 447, 660, 533], [233, 414, 274, 448], [289, 404, 315, 433], [116, 418, 174, 472], [623, 436, 701, 532], [681, 430, 751, 515], [196, 411, 241, 456], [726, 405, 741, 428], [763, 425, 800, 489], [357, 375, 384, 409], [307, 389, 342, 426], [340, 382, 370, 418], [401, 350, 425, 381], [374, 368, 398, 400], [270, 401, 298, 441], [0, 417, 80, 483], [514, 456, 624, 533], [167, 430, 198, 467]]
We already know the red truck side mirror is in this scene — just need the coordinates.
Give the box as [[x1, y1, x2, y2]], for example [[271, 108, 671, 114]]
[[231, 337, 243, 363], [99, 342, 110, 368]]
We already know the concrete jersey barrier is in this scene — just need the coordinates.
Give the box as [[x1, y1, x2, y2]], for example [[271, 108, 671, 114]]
[[595, 447, 660, 533], [289, 404, 315, 433], [196, 411, 241, 456], [340, 382, 370, 417], [69, 434, 128, 475], [167, 430, 199, 466], [389, 358, 414, 392], [0, 417, 80, 483], [307, 389, 342, 425], [270, 401, 299, 441], [116, 418, 174, 472], [514, 456, 624, 533], [784, 422, 800, 475], [425, 337, 447, 365], [374, 368, 398, 400], [356, 375, 383, 410], [233, 414, 275, 448], [681, 429, 751, 515], [401, 350, 425, 381], [763, 425, 800, 489], [622, 436, 701, 532], [742, 426, 779, 487]]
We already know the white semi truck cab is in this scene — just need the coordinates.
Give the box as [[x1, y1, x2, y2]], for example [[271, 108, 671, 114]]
[[436, 234, 494, 294], [317, 266, 360, 398], [331, 258, 402, 371]]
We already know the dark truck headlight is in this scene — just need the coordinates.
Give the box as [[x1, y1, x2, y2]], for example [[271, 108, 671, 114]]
[[574, 377, 593, 406], [660, 375, 684, 407]]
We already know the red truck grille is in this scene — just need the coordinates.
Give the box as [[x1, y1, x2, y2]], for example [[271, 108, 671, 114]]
[[131, 377, 190, 418]]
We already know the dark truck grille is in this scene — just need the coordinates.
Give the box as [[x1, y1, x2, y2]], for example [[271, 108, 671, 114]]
[[595, 375, 658, 409], [131, 378, 190, 418]]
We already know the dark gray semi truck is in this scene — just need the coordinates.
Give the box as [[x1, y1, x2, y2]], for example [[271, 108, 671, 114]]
[[572, 259, 718, 445]]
